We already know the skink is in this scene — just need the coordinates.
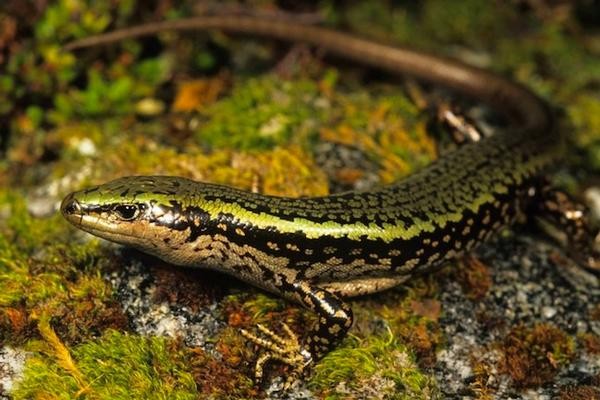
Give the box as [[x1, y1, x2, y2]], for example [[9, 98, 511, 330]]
[[61, 15, 584, 380]]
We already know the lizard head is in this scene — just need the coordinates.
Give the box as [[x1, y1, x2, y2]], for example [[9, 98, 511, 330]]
[[61, 176, 216, 264]]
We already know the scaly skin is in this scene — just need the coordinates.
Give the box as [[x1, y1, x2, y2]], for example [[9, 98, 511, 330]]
[[61, 15, 564, 380]]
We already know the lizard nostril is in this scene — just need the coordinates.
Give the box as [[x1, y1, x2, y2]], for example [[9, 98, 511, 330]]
[[61, 196, 81, 215]]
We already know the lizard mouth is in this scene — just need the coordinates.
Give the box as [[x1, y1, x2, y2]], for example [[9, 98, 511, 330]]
[[61, 194, 81, 217], [60, 193, 137, 241]]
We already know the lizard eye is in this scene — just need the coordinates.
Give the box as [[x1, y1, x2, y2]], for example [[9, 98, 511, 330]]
[[113, 204, 139, 220]]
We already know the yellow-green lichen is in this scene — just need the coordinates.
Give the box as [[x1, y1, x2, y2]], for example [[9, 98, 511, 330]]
[[319, 90, 436, 183]]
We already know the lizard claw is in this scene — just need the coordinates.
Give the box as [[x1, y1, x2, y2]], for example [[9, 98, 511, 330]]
[[240, 322, 312, 384]]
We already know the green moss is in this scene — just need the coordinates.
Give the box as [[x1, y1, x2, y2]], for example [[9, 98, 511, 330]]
[[494, 25, 600, 98], [46, 72, 431, 193], [2, 0, 170, 137], [196, 76, 325, 150], [374, 278, 442, 368], [13, 330, 198, 400], [307, 277, 441, 399], [0, 191, 63, 257], [309, 331, 439, 399], [222, 291, 311, 339], [241, 293, 287, 320], [0, 190, 126, 345]]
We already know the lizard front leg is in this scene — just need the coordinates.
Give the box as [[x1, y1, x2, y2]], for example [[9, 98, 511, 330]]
[[241, 280, 353, 382]]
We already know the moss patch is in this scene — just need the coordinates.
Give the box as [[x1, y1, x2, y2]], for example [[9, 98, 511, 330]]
[[13, 329, 198, 399], [375, 277, 443, 368], [195, 76, 323, 150], [309, 331, 439, 399], [0, 191, 127, 347], [186, 346, 257, 398], [498, 323, 575, 388]]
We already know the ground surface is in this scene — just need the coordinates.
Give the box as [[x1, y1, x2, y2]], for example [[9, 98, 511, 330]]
[[1, 1, 600, 399]]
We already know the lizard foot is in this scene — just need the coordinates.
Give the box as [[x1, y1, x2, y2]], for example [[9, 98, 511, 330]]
[[241, 322, 312, 384]]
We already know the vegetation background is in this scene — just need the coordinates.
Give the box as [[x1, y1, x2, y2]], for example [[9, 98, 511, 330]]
[[0, 1, 599, 399]]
